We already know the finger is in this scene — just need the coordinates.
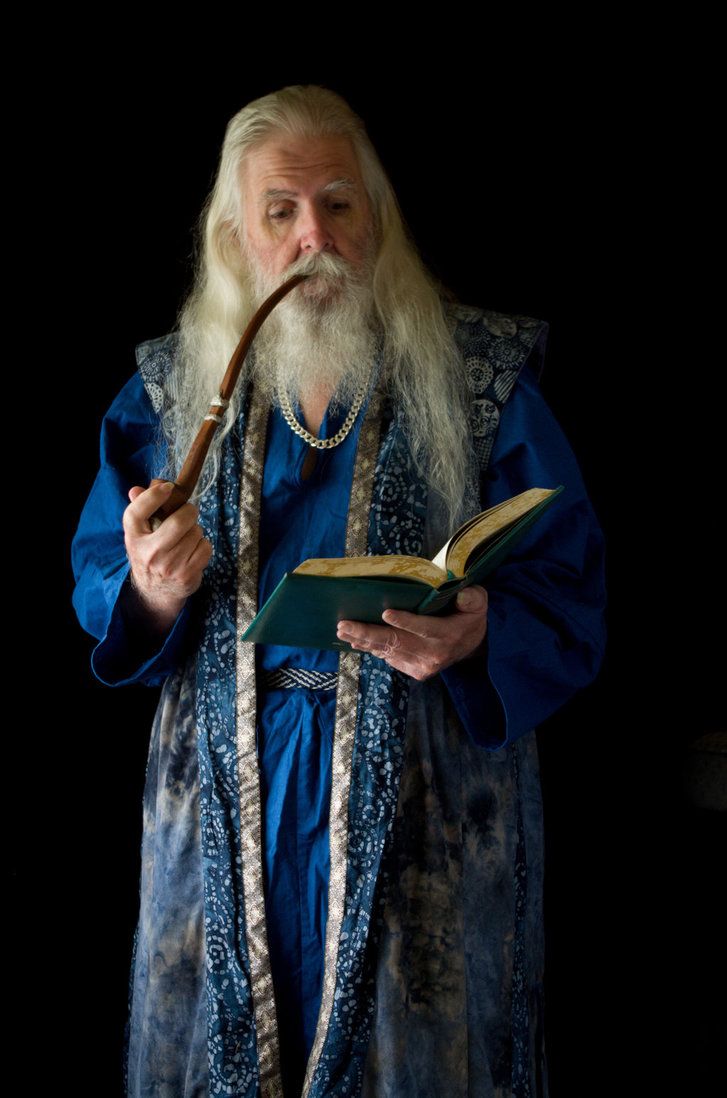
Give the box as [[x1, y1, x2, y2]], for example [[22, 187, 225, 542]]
[[380, 586, 488, 635], [187, 533, 214, 570], [379, 607, 439, 639], [124, 481, 174, 536], [148, 501, 206, 552], [336, 623, 436, 681], [336, 627, 437, 677], [381, 652, 436, 681], [127, 496, 203, 551], [454, 585, 488, 613], [149, 524, 212, 578], [161, 533, 214, 592], [336, 619, 402, 653]]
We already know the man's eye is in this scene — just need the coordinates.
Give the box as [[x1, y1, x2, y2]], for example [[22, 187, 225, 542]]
[[269, 208, 292, 221], [329, 201, 350, 212]]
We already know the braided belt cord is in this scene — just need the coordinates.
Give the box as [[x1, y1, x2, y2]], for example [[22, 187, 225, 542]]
[[261, 667, 339, 691]]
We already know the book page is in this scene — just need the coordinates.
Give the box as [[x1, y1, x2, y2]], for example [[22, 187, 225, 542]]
[[294, 554, 447, 587], [430, 497, 515, 572], [430, 537, 454, 574], [446, 488, 556, 576]]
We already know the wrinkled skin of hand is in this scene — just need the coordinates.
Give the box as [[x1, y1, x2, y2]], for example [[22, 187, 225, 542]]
[[122, 480, 213, 632], [336, 584, 488, 681]]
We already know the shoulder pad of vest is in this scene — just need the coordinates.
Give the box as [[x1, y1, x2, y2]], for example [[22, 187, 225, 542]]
[[134, 332, 179, 414]]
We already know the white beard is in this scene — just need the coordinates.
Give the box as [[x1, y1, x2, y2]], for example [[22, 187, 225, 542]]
[[244, 246, 380, 412]]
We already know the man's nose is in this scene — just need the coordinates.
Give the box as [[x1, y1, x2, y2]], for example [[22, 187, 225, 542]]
[[298, 206, 334, 254]]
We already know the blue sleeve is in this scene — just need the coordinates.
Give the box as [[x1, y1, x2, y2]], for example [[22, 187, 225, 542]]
[[71, 372, 195, 687], [439, 361, 607, 749]]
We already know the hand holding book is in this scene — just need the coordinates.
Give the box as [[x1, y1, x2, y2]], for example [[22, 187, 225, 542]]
[[336, 582, 490, 681], [241, 486, 564, 651]]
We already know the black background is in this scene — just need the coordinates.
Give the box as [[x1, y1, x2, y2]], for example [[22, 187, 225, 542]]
[[29, 43, 724, 1097]]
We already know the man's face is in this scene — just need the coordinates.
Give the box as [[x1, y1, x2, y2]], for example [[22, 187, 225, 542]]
[[240, 132, 375, 301]]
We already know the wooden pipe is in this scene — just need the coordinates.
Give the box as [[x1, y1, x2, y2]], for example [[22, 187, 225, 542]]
[[147, 271, 309, 529]]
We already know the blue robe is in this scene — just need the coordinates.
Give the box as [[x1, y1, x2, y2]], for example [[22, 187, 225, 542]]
[[71, 302, 606, 1098]]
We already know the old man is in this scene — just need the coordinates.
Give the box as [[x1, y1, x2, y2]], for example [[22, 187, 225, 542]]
[[72, 84, 606, 1098]]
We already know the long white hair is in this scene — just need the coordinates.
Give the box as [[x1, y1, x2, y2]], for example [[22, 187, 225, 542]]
[[158, 84, 471, 528]]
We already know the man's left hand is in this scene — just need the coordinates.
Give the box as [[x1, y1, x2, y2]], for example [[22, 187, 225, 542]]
[[336, 584, 488, 682]]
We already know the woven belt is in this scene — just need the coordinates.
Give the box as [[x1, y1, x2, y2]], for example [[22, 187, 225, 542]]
[[262, 667, 338, 692]]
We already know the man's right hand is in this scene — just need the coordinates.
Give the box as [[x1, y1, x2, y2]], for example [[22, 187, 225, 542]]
[[122, 480, 214, 633]]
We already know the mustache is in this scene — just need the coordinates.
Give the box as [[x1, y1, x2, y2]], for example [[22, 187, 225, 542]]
[[286, 250, 356, 282]]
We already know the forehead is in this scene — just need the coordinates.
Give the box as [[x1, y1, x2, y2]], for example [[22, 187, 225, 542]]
[[242, 133, 364, 197]]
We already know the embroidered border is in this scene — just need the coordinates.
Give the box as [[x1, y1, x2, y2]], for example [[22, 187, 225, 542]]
[[302, 386, 384, 1095], [234, 384, 283, 1097], [304, 407, 425, 1093]]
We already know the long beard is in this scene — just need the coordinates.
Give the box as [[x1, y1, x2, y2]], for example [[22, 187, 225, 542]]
[[245, 246, 380, 412]]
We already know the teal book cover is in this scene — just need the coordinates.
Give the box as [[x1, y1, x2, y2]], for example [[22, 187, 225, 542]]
[[242, 486, 564, 651]]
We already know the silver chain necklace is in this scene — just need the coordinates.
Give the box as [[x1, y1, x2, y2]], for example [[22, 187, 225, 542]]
[[277, 377, 370, 450]]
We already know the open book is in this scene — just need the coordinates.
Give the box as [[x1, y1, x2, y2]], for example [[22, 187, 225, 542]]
[[242, 485, 564, 650]]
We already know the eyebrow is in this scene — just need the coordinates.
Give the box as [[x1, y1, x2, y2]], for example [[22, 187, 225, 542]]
[[260, 178, 357, 202], [324, 178, 356, 193]]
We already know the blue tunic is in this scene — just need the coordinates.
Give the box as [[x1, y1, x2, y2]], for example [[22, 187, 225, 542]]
[[255, 398, 362, 1094], [71, 352, 606, 1097]]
